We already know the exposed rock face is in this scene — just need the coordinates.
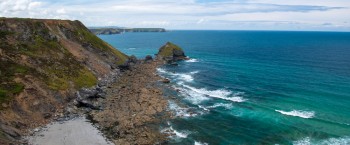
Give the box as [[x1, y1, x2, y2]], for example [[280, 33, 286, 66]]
[[157, 42, 187, 63], [0, 18, 128, 143]]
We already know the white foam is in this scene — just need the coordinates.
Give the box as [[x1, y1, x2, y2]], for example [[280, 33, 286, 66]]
[[156, 68, 167, 74], [178, 86, 210, 104], [186, 59, 199, 63], [293, 137, 350, 145], [128, 48, 136, 50], [275, 110, 315, 119], [321, 137, 350, 145], [198, 105, 209, 111], [170, 71, 198, 82], [181, 84, 246, 103], [168, 101, 201, 117], [195, 141, 209, 145], [161, 123, 190, 139], [157, 68, 199, 82], [172, 127, 189, 138], [293, 137, 311, 145], [207, 103, 233, 110], [176, 73, 194, 82], [190, 71, 199, 74]]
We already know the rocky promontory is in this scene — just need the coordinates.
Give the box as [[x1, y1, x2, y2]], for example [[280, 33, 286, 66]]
[[157, 42, 188, 63]]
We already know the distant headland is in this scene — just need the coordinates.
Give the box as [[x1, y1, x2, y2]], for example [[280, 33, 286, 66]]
[[89, 27, 166, 35]]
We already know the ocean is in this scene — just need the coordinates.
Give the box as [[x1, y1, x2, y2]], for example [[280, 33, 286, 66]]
[[99, 30, 350, 145]]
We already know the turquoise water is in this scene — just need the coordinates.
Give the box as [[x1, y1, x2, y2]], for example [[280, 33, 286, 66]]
[[99, 31, 350, 145]]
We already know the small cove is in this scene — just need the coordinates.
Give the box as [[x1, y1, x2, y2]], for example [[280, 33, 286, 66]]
[[28, 117, 112, 145]]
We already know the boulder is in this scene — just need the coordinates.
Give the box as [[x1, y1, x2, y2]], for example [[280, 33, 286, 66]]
[[145, 55, 153, 62], [161, 78, 170, 83]]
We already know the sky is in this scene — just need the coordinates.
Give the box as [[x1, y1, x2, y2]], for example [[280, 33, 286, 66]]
[[0, 0, 350, 31]]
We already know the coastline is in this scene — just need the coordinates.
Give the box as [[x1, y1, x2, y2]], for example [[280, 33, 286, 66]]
[[27, 59, 171, 145], [88, 59, 170, 144]]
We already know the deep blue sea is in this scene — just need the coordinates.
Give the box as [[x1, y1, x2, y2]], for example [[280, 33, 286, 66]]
[[99, 31, 350, 145]]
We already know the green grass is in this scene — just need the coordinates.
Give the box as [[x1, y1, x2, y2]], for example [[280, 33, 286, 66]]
[[44, 63, 97, 90], [0, 83, 24, 107], [0, 59, 28, 106], [158, 42, 183, 57], [73, 68, 97, 89]]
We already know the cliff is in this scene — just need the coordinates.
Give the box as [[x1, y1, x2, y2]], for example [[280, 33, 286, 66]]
[[89, 27, 166, 35], [0, 18, 128, 143]]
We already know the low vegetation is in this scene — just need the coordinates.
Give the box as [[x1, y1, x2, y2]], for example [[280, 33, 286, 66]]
[[0, 60, 27, 108]]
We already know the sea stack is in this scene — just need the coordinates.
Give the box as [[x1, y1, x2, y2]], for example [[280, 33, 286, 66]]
[[157, 42, 188, 63]]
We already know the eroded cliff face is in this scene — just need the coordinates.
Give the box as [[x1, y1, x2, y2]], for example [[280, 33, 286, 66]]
[[0, 18, 128, 143]]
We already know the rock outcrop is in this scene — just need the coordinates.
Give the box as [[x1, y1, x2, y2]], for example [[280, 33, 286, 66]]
[[0, 18, 128, 144], [157, 42, 188, 63]]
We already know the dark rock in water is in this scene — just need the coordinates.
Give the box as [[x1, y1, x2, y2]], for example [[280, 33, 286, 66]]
[[157, 42, 187, 63], [162, 78, 170, 83], [145, 55, 153, 62]]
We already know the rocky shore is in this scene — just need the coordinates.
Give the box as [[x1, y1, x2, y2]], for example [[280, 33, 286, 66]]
[[90, 59, 169, 144], [26, 58, 170, 145]]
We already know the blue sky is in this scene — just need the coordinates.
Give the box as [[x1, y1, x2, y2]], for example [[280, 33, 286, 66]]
[[1, 0, 349, 31]]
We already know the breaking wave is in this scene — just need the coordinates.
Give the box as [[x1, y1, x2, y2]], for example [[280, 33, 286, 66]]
[[179, 84, 246, 104], [186, 58, 199, 63], [156, 68, 198, 82], [168, 101, 204, 117], [275, 110, 315, 119], [293, 136, 350, 145], [207, 103, 233, 110], [161, 122, 191, 139]]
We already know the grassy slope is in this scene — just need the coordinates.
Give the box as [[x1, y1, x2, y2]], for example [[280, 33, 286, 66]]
[[0, 18, 128, 107]]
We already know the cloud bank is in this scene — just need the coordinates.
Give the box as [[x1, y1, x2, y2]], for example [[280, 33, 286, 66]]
[[0, 0, 349, 31]]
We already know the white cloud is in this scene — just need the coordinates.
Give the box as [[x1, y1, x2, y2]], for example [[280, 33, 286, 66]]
[[0, 0, 349, 31], [56, 8, 66, 14]]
